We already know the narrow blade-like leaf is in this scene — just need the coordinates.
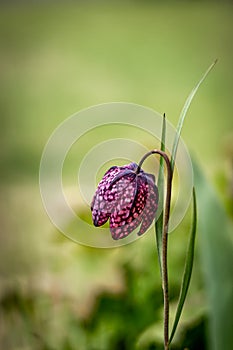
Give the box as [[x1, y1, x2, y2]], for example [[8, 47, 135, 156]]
[[155, 113, 166, 277], [169, 187, 197, 343], [171, 59, 217, 172]]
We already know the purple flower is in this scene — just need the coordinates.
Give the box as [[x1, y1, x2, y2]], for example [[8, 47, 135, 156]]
[[91, 162, 159, 240]]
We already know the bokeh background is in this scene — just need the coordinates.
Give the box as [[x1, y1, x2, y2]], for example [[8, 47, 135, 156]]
[[0, 1, 232, 349]]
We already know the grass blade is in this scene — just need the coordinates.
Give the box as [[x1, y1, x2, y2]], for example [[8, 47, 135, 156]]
[[169, 187, 197, 343], [155, 113, 166, 278], [171, 59, 217, 172]]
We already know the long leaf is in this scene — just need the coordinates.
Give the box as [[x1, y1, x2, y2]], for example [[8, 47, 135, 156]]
[[171, 59, 217, 172], [169, 187, 197, 343], [155, 113, 166, 278], [193, 159, 233, 349]]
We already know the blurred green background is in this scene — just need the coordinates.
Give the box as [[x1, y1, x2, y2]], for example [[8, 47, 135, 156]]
[[0, 1, 233, 349]]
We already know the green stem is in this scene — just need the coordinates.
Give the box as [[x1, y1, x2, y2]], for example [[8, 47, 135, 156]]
[[138, 150, 172, 350]]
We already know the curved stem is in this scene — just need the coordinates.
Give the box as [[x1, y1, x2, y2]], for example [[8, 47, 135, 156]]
[[138, 150, 172, 350]]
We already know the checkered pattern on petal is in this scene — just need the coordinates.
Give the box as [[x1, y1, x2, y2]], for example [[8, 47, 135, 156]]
[[91, 166, 121, 226], [91, 164, 137, 227], [91, 162, 159, 240], [110, 174, 147, 239], [137, 174, 159, 235]]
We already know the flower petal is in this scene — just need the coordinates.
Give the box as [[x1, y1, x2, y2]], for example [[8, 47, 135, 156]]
[[137, 174, 159, 236], [91, 162, 159, 240], [91, 166, 121, 226], [110, 174, 148, 239], [91, 163, 137, 227], [110, 216, 142, 240], [109, 173, 137, 224], [120, 162, 138, 171]]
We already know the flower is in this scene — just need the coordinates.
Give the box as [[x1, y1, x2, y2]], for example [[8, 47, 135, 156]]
[[91, 162, 159, 240]]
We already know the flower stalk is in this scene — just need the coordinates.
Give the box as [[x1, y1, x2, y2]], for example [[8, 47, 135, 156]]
[[138, 150, 172, 350]]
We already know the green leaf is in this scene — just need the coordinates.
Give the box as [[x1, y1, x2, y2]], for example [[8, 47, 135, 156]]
[[155, 113, 166, 278], [193, 159, 233, 350], [171, 59, 217, 172], [169, 187, 197, 344]]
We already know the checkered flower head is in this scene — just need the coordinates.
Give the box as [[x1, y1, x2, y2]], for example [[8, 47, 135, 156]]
[[91, 162, 159, 240]]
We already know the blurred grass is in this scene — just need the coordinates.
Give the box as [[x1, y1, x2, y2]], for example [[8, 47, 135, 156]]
[[0, 1, 233, 349], [0, 1, 233, 180]]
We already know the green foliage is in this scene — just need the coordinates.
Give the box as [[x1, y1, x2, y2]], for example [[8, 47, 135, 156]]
[[169, 188, 197, 344], [193, 160, 233, 350], [170, 60, 217, 172], [0, 234, 207, 350], [155, 60, 216, 345]]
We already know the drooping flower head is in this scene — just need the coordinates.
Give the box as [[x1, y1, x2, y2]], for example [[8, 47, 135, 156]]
[[91, 162, 159, 240]]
